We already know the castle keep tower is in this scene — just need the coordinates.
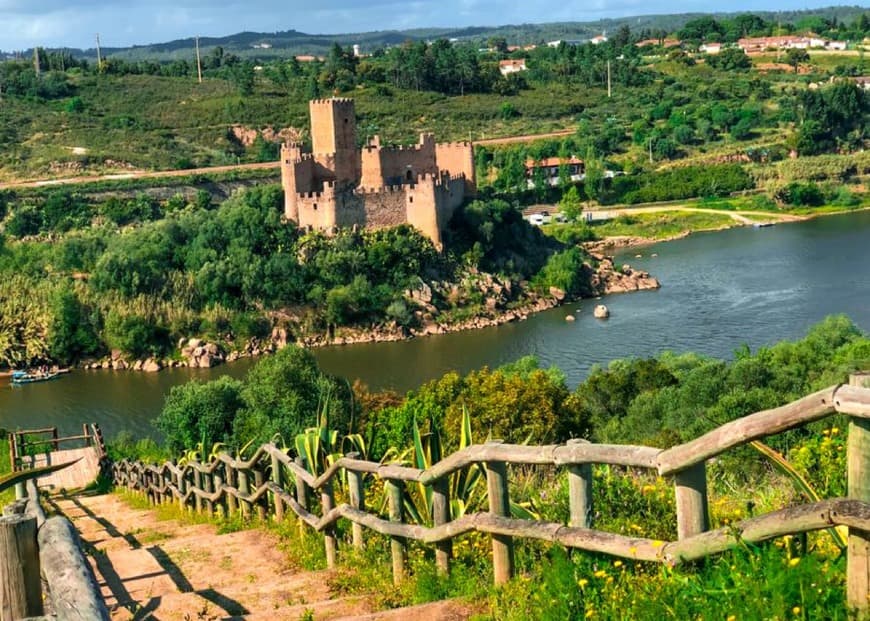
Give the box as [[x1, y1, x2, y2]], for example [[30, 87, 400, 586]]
[[280, 98, 476, 248], [309, 98, 359, 185]]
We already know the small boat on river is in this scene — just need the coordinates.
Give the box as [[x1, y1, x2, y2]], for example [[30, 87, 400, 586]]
[[10, 370, 63, 386]]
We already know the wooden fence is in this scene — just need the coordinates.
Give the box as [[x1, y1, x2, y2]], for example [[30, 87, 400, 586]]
[[1, 481, 109, 621], [112, 374, 870, 610]]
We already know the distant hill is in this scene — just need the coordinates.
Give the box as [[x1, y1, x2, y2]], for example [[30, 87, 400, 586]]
[[2, 5, 867, 61]]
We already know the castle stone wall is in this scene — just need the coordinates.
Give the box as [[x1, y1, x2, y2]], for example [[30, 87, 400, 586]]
[[436, 142, 477, 197], [281, 98, 476, 247]]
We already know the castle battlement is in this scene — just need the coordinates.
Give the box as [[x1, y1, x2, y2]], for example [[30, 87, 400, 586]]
[[281, 97, 475, 247], [309, 97, 354, 106]]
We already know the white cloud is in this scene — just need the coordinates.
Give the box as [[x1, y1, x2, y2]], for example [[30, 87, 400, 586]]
[[0, 0, 848, 51]]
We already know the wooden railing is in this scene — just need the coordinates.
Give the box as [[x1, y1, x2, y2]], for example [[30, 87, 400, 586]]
[[1, 481, 109, 620], [112, 374, 870, 610], [9, 424, 106, 473]]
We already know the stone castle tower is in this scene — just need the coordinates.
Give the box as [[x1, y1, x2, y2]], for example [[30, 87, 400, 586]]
[[280, 98, 475, 248]]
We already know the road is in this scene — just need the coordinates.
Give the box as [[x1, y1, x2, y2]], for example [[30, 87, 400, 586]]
[[0, 128, 581, 191], [0, 161, 281, 191], [587, 205, 805, 224]]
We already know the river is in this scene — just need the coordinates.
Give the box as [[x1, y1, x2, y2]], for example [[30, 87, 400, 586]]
[[2, 210, 869, 441]]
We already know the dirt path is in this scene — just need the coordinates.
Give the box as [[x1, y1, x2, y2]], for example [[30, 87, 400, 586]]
[[0, 128, 583, 190], [51, 492, 473, 620], [590, 204, 806, 225], [0, 162, 280, 191]]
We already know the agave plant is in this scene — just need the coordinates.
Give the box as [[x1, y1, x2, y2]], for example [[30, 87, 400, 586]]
[[402, 407, 538, 526], [750, 440, 846, 551]]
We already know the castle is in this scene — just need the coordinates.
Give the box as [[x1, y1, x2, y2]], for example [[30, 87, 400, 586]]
[[280, 98, 476, 247]]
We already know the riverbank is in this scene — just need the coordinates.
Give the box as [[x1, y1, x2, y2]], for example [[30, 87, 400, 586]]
[[73, 251, 660, 372], [580, 203, 870, 252]]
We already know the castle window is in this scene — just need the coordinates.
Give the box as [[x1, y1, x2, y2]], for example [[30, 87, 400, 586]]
[[406, 170, 413, 181], [409, 196, 414, 203], [313, 204, 318, 210]]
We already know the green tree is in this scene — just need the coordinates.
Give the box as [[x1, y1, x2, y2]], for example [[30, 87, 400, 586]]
[[558, 185, 583, 222], [786, 48, 810, 74], [234, 346, 355, 445], [47, 284, 99, 363], [156, 376, 244, 454]]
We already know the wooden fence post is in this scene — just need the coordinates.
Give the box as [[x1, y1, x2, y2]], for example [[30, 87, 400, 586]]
[[674, 462, 710, 540], [485, 456, 514, 585], [203, 468, 214, 518], [432, 477, 451, 575], [192, 465, 203, 514], [847, 372, 870, 612], [0, 514, 43, 620], [225, 462, 238, 516], [294, 457, 309, 540], [176, 466, 186, 511], [386, 479, 405, 584], [237, 468, 252, 518], [253, 467, 266, 521], [322, 481, 337, 569], [346, 460, 365, 549], [568, 463, 593, 528], [270, 453, 284, 522]]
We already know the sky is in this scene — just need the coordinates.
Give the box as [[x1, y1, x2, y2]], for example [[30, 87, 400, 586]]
[[0, 0, 858, 51]]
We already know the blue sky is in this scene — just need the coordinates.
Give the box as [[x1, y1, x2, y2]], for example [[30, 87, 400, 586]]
[[0, 0, 857, 51]]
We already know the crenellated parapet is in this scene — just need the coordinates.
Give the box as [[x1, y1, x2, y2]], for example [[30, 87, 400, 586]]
[[280, 97, 476, 247]]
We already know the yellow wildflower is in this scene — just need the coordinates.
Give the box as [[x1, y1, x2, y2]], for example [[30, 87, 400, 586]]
[[585, 610, 595, 619], [789, 557, 801, 567], [578, 579, 589, 588], [614, 560, 623, 568], [594, 569, 607, 578], [793, 606, 801, 615]]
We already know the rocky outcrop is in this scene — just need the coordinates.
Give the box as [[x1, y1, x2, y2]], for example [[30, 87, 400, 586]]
[[589, 255, 661, 296], [180, 338, 226, 368]]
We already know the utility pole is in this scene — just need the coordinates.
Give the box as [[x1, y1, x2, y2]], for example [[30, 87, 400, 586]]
[[648, 136, 653, 163], [33, 47, 40, 77], [195, 36, 203, 83], [95, 33, 103, 71], [607, 59, 612, 98]]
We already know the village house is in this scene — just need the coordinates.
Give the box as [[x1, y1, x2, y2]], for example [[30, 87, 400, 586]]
[[280, 98, 475, 248], [636, 38, 682, 48], [738, 35, 846, 53], [499, 59, 527, 76], [699, 42, 723, 54], [590, 34, 608, 45], [524, 156, 584, 188]]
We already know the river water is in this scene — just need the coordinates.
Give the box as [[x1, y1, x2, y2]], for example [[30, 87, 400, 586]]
[[2, 211, 869, 441]]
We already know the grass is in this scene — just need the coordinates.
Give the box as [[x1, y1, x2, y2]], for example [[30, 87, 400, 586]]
[[589, 211, 737, 239], [0, 434, 13, 506]]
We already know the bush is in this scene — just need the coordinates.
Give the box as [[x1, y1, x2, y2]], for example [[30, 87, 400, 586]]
[[606, 164, 753, 205], [155, 376, 245, 454], [776, 182, 824, 207]]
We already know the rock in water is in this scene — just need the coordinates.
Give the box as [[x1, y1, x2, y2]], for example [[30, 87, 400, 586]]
[[565, 314, 576, 322], [593, 304, 610, 319]]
